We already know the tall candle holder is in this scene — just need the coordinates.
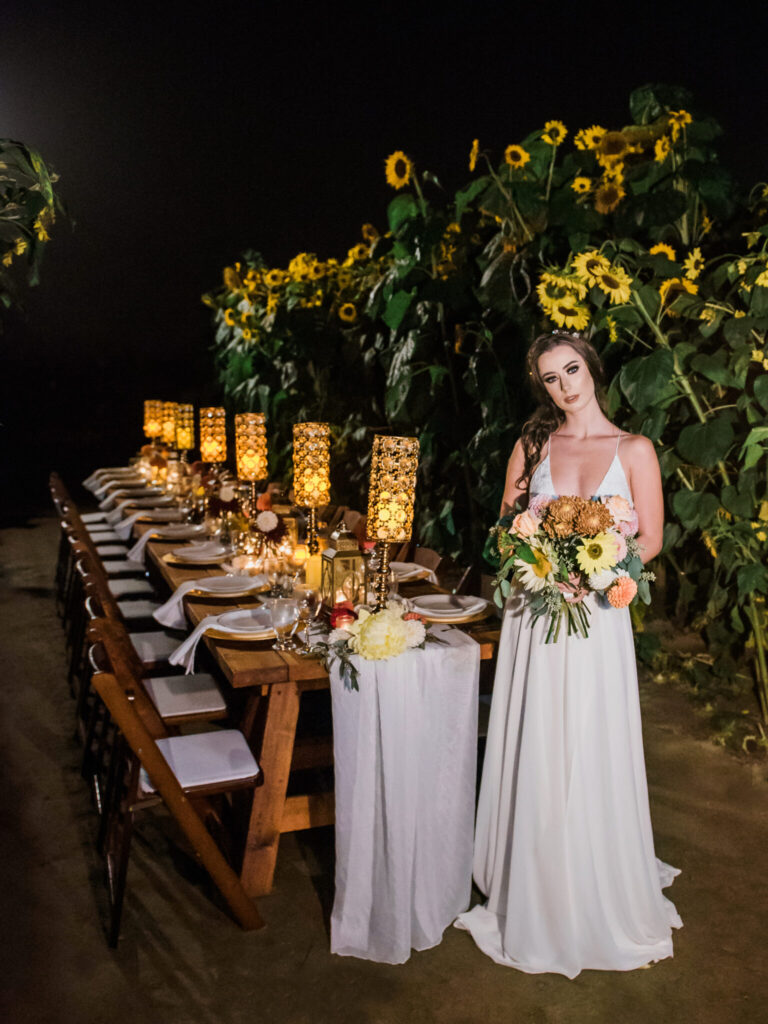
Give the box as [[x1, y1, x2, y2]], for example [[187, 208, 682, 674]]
[[292, 422, 331, 555], [199, 407, 227, 466], [161, 401, 178, 447], [366, 434, 419, 610], [175, 403, 195, 462], [143, 400, 163, 442], [235, 412, 268, 516]]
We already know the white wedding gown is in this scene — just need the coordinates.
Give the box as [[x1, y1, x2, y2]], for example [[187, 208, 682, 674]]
[[455, 439, 682, 977]]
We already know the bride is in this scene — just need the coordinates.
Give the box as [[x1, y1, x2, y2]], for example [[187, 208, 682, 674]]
[[456, 331, 682, 977]]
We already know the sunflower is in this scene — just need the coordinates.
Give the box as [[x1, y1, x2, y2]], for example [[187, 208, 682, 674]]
[[540, 268, 588, 300], [700, 213, 713, 236], [594, 265, 633, 305], [576, 532, 620, 575], [308, 261, 327, 280], [266, 293, 279, 316], [223, 266, 242, 291], [264, 268, 286, 288], [607, 316, 619, 343], [362, 223, 379, 243], [571, 176, 592, 194], [385, 150, 412, 190], [2, 251, 13, 267], [659, 277, 699, 314], [668, 109, 692, 141], [536, 278, 565, 314], [596, 131, 628, 164], [594, 182, 625, 215], [649, 242, 677, 262], [347, 242, 370, 262], [338, 302, 357, 323], [572, 250, 612, 285], [575, 501, 614, 536], [683, 247, 705, 280], [469, 138, 479, 172], [756, 269, 768, 288], [601, 163, 624, 185], [700, 307, 717, 325], [654, 136, 671, 163], [14, 238, 27, 256], [541, 120, 567, 146], [241, 328, 253, 341], [505, 144, 530, 169], [574, 125, 606, 150], [549, 298, 590, 331], [223, 308, 237, 327]]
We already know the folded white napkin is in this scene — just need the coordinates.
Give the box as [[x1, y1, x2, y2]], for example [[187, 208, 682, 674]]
[[99, 489, 165, 511], [113, 510, 153, 540], [126, 525, 204, 562], [168, 615, 222, 673], [84, 468, 138, 492], [153, 579, 205, 629], [93, 477, 146, 499], [391, 562, 439, 585]]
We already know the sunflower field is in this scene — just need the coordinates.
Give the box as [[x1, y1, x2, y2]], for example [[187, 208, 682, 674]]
[[203, 83, 768, 731]]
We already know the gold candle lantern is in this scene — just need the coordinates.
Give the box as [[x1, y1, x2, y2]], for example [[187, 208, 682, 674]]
[[235, 413, 268, 481], [366, 434, 420, 609], [144, 400, 163, 440], [199, 406, 227, 463], [175, 403, 195, 453], [161, 401, 178, 446], [293, 422, 331, 555]]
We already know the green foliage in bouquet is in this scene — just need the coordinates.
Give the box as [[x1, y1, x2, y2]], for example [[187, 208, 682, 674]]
[[0, 138, 62, 319], [204, 84, 768, 723]]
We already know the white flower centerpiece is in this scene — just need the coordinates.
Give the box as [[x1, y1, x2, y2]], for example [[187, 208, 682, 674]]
[[323, 601, 446, 691]]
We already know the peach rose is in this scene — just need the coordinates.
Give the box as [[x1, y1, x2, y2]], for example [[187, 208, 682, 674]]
[[606, 576, 637, 608], [610, 530, 627, 562], [528, 494, 553, 517], [605, 494, 633, 523], [616, 509, 639, 538], [511, 509, 540, 538]]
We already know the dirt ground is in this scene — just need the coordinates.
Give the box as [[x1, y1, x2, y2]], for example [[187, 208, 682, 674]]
[[1, 517, 767, 1024]]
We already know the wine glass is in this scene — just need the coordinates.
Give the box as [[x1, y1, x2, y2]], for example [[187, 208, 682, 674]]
[[293, 585, 323, 654], [268, 597, 300, 651]]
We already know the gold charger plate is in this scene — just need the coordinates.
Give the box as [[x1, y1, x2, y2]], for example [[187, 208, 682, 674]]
[[186, 582, 269, 600], [162, 551, 231, 567], [204, 626, 274, 642]]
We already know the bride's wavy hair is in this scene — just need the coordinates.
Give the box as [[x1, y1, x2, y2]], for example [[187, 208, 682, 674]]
[[516, 332, 607, 489]]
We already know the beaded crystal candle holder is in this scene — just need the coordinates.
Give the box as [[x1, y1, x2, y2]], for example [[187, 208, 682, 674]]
[[293, 422, 331, 555], [143, 400, 163, 440], [235, 413, 268, 482], [161, 402, 178, 446], [175, 403, 195, 453], [366, 434, 420, 609], [199, 407, 227, 463]]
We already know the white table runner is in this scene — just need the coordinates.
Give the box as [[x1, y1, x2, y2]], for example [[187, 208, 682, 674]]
[[329, 625, 480, 964]]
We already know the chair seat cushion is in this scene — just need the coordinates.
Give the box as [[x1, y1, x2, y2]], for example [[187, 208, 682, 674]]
[[86, 528, 122, 542], [144, 673, 227, 720], [103, 558, 145, 575], [139, 730, 259, 794], [81, 511, 108, 523], [117, 598, 161, 620], [129, 630, 179, 664], [108, 578, 154, 598], [95, 544, 129, 556]]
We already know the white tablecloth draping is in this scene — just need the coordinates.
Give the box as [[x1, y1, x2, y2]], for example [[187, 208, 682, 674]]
[[329, 624, 480, 964]]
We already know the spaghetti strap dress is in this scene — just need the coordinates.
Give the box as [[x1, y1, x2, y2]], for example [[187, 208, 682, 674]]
[[455, 432, 682, 978]]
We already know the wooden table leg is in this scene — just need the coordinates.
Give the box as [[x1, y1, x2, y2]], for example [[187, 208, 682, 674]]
[[239, 682, 301, 898]]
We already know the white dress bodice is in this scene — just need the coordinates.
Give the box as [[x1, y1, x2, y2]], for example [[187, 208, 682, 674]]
[[529, 432, 632, 503]]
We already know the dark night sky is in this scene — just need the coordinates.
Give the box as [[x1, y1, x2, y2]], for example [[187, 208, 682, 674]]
[[1, 1, 765, 517]]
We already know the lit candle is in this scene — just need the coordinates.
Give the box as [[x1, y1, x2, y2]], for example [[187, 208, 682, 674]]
[[305, 552, 322, 588], [291, 544, 308, 568]]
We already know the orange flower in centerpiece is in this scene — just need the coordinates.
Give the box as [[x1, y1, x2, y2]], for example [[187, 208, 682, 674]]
[[575, 500, 614, 536], [542, 495, 586, 538], [606, 576, 637, 608]]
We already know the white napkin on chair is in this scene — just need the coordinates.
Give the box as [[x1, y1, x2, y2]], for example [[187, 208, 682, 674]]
[[126, 525, 203, 563], [168, 615, 221, 673]]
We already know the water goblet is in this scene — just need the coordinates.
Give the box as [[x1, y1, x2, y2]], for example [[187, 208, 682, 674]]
[[268, 597, 300, 651]]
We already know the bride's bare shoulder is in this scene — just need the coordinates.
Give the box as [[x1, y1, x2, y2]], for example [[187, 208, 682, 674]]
[[619, 431, 659, 466]]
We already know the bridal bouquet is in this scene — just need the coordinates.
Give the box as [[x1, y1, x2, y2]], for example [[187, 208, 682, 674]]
[[489, 494, 655, 642], [323, 602, 444, 691]]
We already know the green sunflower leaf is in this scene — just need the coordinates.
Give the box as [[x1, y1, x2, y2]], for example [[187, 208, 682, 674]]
[[677, 416, 735, 468], [736, 563, 768, 599], [619, 348, 675, 410]]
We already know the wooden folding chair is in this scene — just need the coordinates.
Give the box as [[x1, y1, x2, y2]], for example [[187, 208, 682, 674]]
[[413, 545, 443, 576], [91, 667, 263, 945]]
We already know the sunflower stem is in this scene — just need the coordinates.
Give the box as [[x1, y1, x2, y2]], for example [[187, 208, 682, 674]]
[[747, 597, 768, 722], [544, 145, 557, 202]]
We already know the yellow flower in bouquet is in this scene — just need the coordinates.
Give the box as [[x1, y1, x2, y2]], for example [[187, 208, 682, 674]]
[[576, 532, 620, 575], [348, 608, 409, 661]]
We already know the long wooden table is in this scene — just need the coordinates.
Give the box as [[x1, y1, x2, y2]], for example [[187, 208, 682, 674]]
[[134, 522, 500, 898]]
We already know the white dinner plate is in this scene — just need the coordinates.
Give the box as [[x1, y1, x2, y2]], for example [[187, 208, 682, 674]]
[[155, 523, 206, 539], [409, 594, 487, 618], [172, 542, 230, 562], [137, 509, 185, 522], [390, 561, 430, 580], [195, 575, 266, 596], [217, 608, 273, 634]]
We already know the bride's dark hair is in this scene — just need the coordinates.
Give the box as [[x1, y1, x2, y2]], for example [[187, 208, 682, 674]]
[[516, 332, 607, 489]]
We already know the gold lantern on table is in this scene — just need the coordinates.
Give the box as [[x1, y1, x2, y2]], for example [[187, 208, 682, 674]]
[[143, 400, 163, 441], [199, 407, 227, 464], [292, 422, 331, 556], [366, 434, 419, 610], [235, 412, 268, 516], [161, 401, 178, 447], [175, 403, 195, 459], [321, 524, 368, 607]]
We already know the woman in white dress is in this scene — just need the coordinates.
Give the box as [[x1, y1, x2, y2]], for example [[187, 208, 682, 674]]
[[456, 331, 682, 978]]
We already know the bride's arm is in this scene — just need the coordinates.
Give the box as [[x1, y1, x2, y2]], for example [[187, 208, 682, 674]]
[[627, 436, 664, 563], [500, 440, 527, 517]]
